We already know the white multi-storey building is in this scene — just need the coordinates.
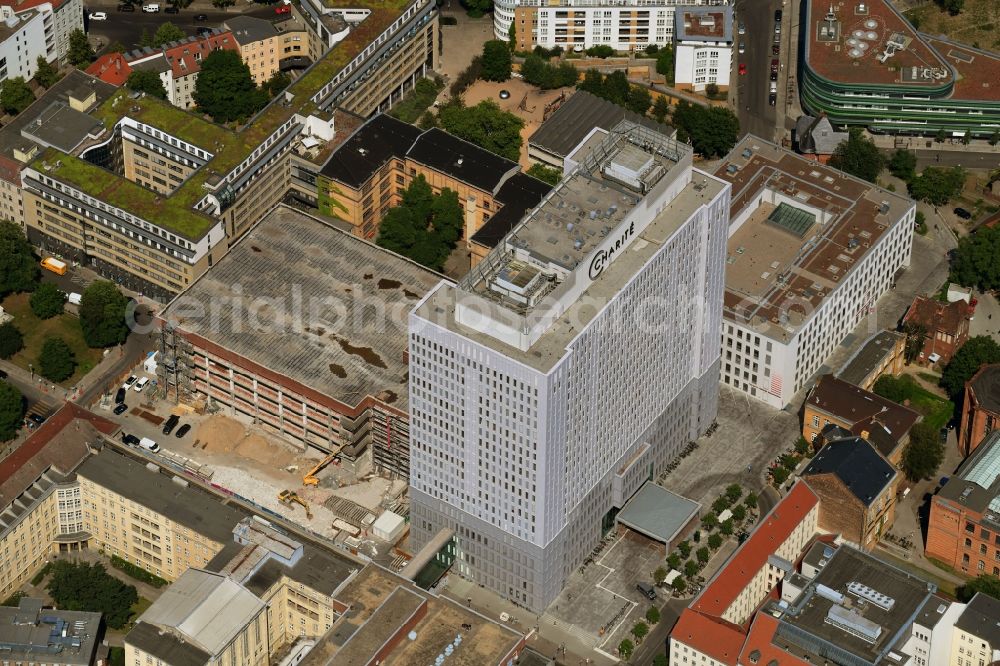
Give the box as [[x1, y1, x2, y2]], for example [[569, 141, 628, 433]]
[[503, 0, 730, 50], [0, 0, 82, 65], [0, 6, 51, 82], [713, 137, 914, 409], [408, 122, 730, 611], [673, 5, 733, 91]]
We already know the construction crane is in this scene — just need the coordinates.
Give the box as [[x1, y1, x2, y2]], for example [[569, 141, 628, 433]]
[[302, 445, 344, 487], [278, 490, 313, 519]]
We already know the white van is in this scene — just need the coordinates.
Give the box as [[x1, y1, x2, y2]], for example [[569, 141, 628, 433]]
[[138, 437, 160, 453], [134, 377, 150, 392], [67, 292, 82, 305]]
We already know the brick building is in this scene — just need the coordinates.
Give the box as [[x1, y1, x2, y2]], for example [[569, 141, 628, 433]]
[[959, 364, 1000, 456], [925, 430, 1000, 577], [800, 435, 899, 550], [901, 295, 971, 366]]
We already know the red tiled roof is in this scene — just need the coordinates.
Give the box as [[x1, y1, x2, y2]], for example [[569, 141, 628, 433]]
[[738, 613, 810, 666], [163, 32, 239, 79], [691, 482, 817, 618], [672, 610, 745, 665], [903, 295, 971, 336], [0, 0, 70, 11], [86, 53, 133, 87]]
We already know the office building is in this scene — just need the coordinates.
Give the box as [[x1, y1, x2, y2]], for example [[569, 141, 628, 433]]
[[673, 6, 733, 92], [408, 121, 730, 611], [837, 329, 905, 392], [0, 0, 81, 64], [504, 0, 731, 51], [714, 136, 914, 408], [959, 364, 1000, 456], [926, 429, 1000, 577], [0, 6, 51, 81], [0, 598, 101, 666], [800, 0, 1000, 137], [158, 205, 443, 478]]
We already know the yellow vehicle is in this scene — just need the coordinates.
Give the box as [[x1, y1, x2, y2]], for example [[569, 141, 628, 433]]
[[40, 257, 67, 275], [302, 447, 343, 487], [278, 490, 313, 519]]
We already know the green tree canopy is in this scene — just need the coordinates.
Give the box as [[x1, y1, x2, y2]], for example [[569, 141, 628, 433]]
[[193, 50, 267, 123], [68, 29, 94, 68], [655, 564, 670, 582], [959, 574, 1000, 602], [671, 101, 740, 158], [684, 560, 699, 577], [725, 484, 742, 502], [0, 222, 38, 295], [941, 336, 1000, 398], [212, 0, 235, 8], [707, 533, 723, 549], [33, 57, 61, 88], [46, 561, 138, 629], [887, 148, 917, 182], [526, 163, 561, 186], [677, 540, 691, 558], [0, 323, 23, 360], [828, 128, 885, 183], [744, 492, 758, 508], [696, 546, 710, 563], [262, 70, 291, 97], [481, 40, 512, 82], [645, 606, 660, 624], [147, 22, 186, 47], [586, 45, 615, 58], [632, 621, 649, 642], [0, 381, 24, 442], [38, 336, 76, 382], [626, 85, 652, 115], [0, 77, 35, 115], [652, 95, 670, 123], [30, 282, 65, 319], [459, 0, 491, 17], [653, 654, 669, 666], [902, 422, 944, 481], [80, 280, 129, 348], [438, 99, 524, 162], [935, 0, 964, 15], [376, 175, 464, 271], [902, 321, 928, 364], [949, 226, 1000, 292], [671, 576, 687, 593], [655, 44, 675, 84], [618, 639, 634, 660], [908, 166, 965, 206], [520, 55, 578, 89], [126, 70, 167, 99], [731, 504, 746, 521]]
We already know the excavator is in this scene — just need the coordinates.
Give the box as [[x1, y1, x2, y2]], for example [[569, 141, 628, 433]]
[[302, 446, 344, 487], [278, 490, 313, 519]]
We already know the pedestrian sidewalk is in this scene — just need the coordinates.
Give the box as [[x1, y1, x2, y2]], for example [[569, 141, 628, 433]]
[[868, 134, 1000, 153]]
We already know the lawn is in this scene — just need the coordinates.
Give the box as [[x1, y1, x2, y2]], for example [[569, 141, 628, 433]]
[[873, 374, 955, 430], [130, 596, 152, 622], [1, 293, 104, 387], [904, 0, 1000, 51]]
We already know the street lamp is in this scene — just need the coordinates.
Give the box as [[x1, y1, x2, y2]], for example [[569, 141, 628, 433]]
[[28, 363, 33, 380]]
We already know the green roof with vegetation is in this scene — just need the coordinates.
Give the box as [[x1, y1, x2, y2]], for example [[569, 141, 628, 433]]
[[34, 0, 419, 239]]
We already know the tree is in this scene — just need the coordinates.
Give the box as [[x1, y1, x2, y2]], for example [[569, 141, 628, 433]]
[[193, 50, 267, 123], [701, 512, 717, 529], [105, 41, 127, 54], [653, 655, 669, 666], [0, 323, 23, 359], [151, 22, 185, 47], [30, 283, 65, 319], [46, 561, 137, 630], [731, 504, 746, 522], [720, 519, 734, 536], [935, 0, 964, 15], [909, 166, 966, 206], [677, 540, 691, 558], [126, 70, 167, 99], [0, 78, 35, 115], [902, 421, 944, 481], [705, 82, 719, 98], [941, 336, 1000, 398], [626, 85, 652, 115], [0, 381, 24, 442], [872, 374, 912, 403], [712, 496, 730, 514], [38, 337, 76, 382], [526, 163, 561, 186], [520, 55, 577, 89], [68, 29, 94, 67], [990, 130, 1000, 147], [671, 101, 740, 158], [632, 622, 649, 642], [438, 99, 524, 162], [586, 45, 615, 58], [481, 40, 511, 82], [652, 95, 670, 123], [950, 226, 1000, 292], [656, 564, 671, 582], [262, 70, 291, 98], [707, 533, 723, 550], [696, 547, 710, 563], [417, 110, 437, 129], [828, 128, 885, 183], [618, 639, 634, 661], [725, 484, 742, 503], [645, 44, 659, 55], [655, 44, 675, 85], [212, 0, 235, 7], [961, 130, 971, 145], [80, 280, 129, 348], [0, 223, 37, 295], [459, 0, 491, 18], [901, 321, 928, 364], [772, 466, 790, 485], [376, 176, 464, 271], [744, 491, 758, 509], [888, 148, 917, 182], [684, 560, 699, 577], [958, 574, 1000, 602], [671, 576, 687, 593], [33, 57, 60, 88], [645, 606, 660, 624]]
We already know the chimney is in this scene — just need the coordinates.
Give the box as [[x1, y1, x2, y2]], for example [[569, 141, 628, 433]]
[[861, 430, 869, 440]]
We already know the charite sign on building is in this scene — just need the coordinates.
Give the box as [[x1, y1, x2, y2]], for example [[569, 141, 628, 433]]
[[588, 220, 637, 279]]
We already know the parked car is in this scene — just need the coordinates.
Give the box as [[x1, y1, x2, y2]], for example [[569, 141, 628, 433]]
[[122, 433, 140, 446], [175, 423, 191, 438], [123, 375, 138, 389], [770, 70, 778, 81], [770, 59, 779, 72], [115, 387, 127, 404], [117, 3, 134, 10], [774, 9, 782, 21], [165, 4, 178, 12], [138, 437, 160, 453], [637, 582, 657, 601], [954, 207, 972, 220], [739, 63, 747, 75], [88, 11, 107, 20], [738, 21, 745, 35], [194, 12, 208, 20], [29, 414, 46, 426], [162, 414, 180, 435], [275, 4, 290, 13], [772, 44, 780, 56], [134, 377, 149, 392], [939, 428, 948, 443], [142, 3, 159, 11], [113, 403, 129, 415], [768, 92, 777, 106], [739, 41, 745, 54]]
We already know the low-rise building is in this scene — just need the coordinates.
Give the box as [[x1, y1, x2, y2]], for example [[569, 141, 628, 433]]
[[802, 374, 920, 465], [801, 435, 898, 550], [0, 598, 101, 666], [615, 481, 700, 556], [926, 429, 1000, 577], [959, 364, 1000, 456], [673, 6, 733, 92], [902, 295, 971, 366], [793, 114, 848, 164], [837, 329, 905, 392]]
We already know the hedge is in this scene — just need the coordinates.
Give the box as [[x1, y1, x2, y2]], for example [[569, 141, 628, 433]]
[[110, 555, 168, 588]]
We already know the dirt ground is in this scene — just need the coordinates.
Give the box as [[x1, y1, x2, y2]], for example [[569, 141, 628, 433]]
[[461, 79, 573, 169], [904, 0, 1000, 51]]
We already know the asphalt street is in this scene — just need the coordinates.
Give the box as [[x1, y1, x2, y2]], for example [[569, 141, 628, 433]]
[[631, 598, 686, 665], [734, 0, 781, 140]]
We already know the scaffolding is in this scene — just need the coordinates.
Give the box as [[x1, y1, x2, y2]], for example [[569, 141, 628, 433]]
[[157, 323, 195, 404]]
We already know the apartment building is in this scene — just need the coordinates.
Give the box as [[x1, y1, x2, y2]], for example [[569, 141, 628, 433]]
[[0, 6, 51, 81], [409, 122, 730, 611], [673, 6, 733, 92], [950, 594, 1000, 666], [158, 205, 444, 479], [0, 0, 81, 64], [714, 137, 914, 408], [926, 429, 1000, 577], [959, 364, 1000, 456], [10, 0, 439, 298], [505, 0, 732, 51], [225, 15, 317, 86]]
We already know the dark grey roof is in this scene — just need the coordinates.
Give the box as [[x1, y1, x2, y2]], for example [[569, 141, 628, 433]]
[[939, 429, 1000, 514], [406, 127, 518, 193], [803, 437, 895, 506], [126, 622, 211, 666], [795, 115, 848, 155], [245, 543, 358, 598], [20, 102, 105, 153], [910, 593, 954, 632], [528, 91, 673, 160], [470, 172, 552, 249], [955, 593, 1000, 645], [130, 54, 171, 74], [320, 114, 422, 188], [970, 364, 1000, 415], [616, 481, 700, 543], [837, 330, 904, 387], [224, 16, 279, 44], [76, 448, 247, 543]]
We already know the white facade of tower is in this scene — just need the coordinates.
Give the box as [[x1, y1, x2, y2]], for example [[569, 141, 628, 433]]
[[408, 124, 730, 611]]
